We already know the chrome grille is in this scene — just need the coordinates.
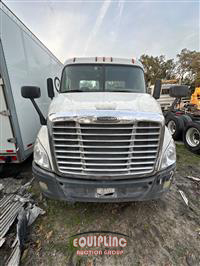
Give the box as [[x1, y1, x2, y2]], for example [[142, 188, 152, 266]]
[[52, 120, 161, 177]]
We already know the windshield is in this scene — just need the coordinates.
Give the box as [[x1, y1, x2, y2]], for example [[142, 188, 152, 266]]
[[60, 64, 146, 93]]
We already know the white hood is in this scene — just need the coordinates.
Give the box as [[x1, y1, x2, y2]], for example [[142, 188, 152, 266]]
[[48, 92, 162, 115]]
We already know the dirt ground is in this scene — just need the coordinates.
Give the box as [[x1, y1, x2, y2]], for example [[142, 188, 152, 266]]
[[0, 143, 200, 266]]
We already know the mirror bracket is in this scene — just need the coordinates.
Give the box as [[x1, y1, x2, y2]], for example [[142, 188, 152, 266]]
[[30, 99, 46, 125], [21, 86, 46, 125]]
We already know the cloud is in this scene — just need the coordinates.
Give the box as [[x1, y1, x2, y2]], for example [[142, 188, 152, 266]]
[[3, 0, 199, 62], [110, 0, 125, 43], [83, 0, 111, 55], [28, 3, 89, 62], [118, 0, 124, 25]]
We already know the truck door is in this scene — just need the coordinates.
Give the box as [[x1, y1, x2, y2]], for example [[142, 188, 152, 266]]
[[0, 76, 16, 162]]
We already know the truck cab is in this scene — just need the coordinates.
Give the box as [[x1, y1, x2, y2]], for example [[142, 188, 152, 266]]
[[22, 57, 176, 202]]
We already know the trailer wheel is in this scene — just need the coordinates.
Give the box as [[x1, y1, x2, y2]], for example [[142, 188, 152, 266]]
[[192, 115, 200, 122], [179, 114, 192, 126], [166, 113, 184, 140], [183, 122, 200, 154]]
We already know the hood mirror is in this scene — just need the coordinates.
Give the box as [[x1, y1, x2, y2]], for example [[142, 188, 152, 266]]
[[54, 77, 60, 92]]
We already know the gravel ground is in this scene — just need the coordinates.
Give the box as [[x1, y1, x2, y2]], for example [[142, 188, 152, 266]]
[[0, 144, 199, 266]]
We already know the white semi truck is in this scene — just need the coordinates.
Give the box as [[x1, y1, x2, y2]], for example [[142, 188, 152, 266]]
[[21, 57, 186, 202], [0, 3, 63, 165]]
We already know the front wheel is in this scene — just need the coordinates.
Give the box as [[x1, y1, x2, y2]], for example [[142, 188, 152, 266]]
[[183, 122, 200, 154]]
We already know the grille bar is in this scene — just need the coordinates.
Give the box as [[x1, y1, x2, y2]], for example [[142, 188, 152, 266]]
[[57, 170, 153, 176], [53, 126, 160, 130], [54, 144, 158, 148], [58, 161, 155, 166], [53, 138, 159, 142], [51, 120, 161, 177], [56, 155, 157, 160], [55, 150, 158, 154], [53, 132, 160, 136], [59, 166, 153, 171]]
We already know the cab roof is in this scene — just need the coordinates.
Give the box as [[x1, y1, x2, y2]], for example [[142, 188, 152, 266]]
[[64, 57, 143, 70]]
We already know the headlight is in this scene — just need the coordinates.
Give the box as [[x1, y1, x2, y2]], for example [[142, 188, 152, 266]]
[[34, 138, 50, 169], [160, 139, 176, 170]]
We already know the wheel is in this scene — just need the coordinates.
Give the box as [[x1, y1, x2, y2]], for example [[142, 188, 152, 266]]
[[166, 113, 184, 140], [183, 122, 200, 154]]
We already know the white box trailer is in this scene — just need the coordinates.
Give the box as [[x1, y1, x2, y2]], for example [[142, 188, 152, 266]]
[[0, 2, 63, 164], [149, 84, 176, 111]]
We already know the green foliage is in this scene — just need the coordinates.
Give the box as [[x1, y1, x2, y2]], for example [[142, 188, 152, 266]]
[[140, 48, 200, 87], [140, 54, 176, 85], [176, 48, 200, 86]]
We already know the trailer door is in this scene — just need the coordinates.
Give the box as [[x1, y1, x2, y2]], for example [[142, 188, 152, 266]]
[[0, 77, 16, 161]]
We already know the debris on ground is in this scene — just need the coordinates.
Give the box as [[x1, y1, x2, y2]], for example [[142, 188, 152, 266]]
[[178, 189, 189, 206], [186, 175, 200, 182], [0, 179, 45, 266], [0, 184, 4, 192]]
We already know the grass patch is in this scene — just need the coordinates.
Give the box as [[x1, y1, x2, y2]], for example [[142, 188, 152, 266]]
[[66, 237, 79, 254], [176, 143, 200, 168]]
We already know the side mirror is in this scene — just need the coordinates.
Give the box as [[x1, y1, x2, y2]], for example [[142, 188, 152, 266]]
[[47, 78, 55, 99], [153, 79, 161, 99], [21, 86, 46, 125], [169, 85, 189, 98], [54, 77, 60, 92], [21, 86, 41, 99]]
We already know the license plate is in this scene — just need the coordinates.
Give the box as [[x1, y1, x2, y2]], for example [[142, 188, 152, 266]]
[[97, 188, 115, 196]]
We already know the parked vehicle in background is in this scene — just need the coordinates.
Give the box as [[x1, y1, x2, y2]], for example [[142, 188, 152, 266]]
[[0, 3, 63, 165], [189, 87, 200, 110], [149, 80, 190, 111], [164, 86, 200, 154], [21, 56, 184, 202], [154, 83, 176, 111], [149, 80, 177, 111]]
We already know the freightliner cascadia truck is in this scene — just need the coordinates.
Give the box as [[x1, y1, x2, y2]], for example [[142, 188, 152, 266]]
[[21, 57, 187, 202]]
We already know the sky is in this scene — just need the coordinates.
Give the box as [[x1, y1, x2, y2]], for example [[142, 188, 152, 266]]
[[2, 0, 200, 63]]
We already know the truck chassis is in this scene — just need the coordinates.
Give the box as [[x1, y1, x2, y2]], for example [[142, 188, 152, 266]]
[[164, 98, 200, 154]]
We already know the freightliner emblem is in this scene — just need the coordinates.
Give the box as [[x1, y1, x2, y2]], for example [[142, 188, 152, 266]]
[[96, 116, 118, 123]]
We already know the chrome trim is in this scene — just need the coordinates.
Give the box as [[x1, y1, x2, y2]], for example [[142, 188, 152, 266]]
[[53, 126, 160, 130], [56, 155, 156, 160], [49, 110, 164, 124], [54, 144, 158, 148], [53, 138, 159, 142], [58, 161, 155, 166], [53, 132, 160, 136], [48, 110, 165, 180], [59, 166, 153, 171], [55, 150, 158, 155]]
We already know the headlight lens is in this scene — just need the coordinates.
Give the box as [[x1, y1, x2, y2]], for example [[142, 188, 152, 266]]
[[34, 139, 50, 169], [160, 139, 176, 170]]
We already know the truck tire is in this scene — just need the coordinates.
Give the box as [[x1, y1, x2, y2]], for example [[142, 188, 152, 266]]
[[183, 122, 200, 154], [166, 113, 184, 140], [179, 114, 192, 127], [192, 115, 200, 122]]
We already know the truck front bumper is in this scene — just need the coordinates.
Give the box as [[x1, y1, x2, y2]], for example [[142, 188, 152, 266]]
[[32, 163, 176, 202]]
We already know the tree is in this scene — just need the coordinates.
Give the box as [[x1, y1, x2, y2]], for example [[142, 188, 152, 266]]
[[140, 54, 176, 86], [176, 48, 200, 86]]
